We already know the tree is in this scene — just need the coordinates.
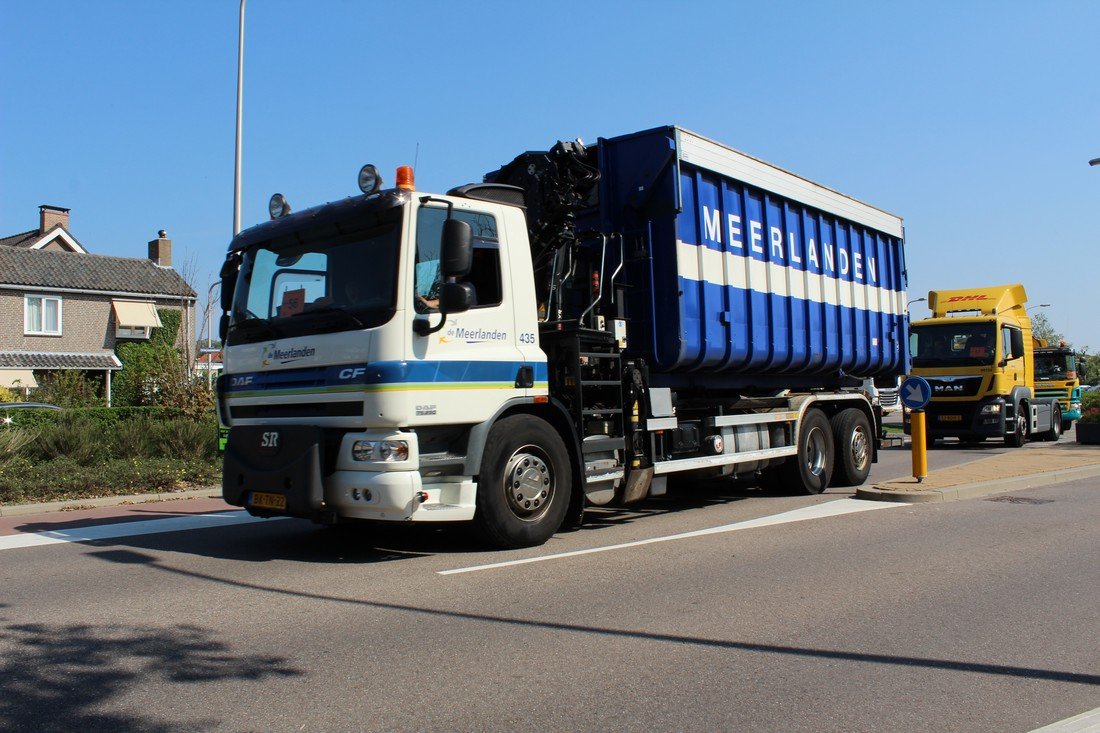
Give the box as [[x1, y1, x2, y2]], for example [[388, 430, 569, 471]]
[[1030, 312, 1063, 345]]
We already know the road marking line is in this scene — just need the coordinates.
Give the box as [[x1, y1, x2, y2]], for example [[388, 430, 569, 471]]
[[439, 498, 906, 575], [0, 511, 282, 552], [1030, 706, 1100, 732]]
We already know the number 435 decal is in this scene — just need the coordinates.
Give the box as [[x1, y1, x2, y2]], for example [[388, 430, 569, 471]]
[[519, 333, 536, 344]]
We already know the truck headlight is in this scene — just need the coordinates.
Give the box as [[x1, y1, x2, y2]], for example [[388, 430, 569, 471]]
[[378, 441, 409, 461], [351, 439, 409, 462], [980, 403, 1002, 415], [352, 440, 376, 461]]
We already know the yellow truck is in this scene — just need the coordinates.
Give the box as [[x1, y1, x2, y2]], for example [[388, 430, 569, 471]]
[[1033, 339, 1084, 432], [904, 284, 1062, 447]]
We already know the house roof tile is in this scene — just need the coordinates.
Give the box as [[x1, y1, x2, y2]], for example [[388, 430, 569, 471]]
[[0, 229, 40, 249], [0, 351, 122, 370], [0, 246, 196, 298]]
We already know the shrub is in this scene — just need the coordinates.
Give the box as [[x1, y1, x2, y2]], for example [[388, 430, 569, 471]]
[[151, 418, 218, 460], [32, 370, 105, 407], [112, 418, 159, 458], [0, 386, 18, 402], [1080, 390, 1100, 424], [32, 416, 110, 466], [0, 428, 37, 460]]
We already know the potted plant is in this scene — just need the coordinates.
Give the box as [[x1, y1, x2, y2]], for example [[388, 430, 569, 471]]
[[1077, 389, 1100, 445]]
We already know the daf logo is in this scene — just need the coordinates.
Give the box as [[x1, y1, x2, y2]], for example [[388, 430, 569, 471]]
[[338, 368, 367, 380], [230, 376, 253, 387]]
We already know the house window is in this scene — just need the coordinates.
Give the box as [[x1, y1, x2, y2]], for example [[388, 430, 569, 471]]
[[24, 295, 62, 335], [112, 300, 161, 340]]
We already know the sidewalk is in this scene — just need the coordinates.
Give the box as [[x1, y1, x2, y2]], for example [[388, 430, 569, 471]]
[[858, 440, 1100, 503], [0, 486, 223, 518]]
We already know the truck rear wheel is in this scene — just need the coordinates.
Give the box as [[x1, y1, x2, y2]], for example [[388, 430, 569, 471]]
[[778, 408, 834, 495], [830, 408, 872, 487], [474, 415, 571, 549]]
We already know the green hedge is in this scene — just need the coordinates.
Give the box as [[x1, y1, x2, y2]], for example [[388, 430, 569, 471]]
[[0, 406, 193, 431], [0, 456, 220, 504]]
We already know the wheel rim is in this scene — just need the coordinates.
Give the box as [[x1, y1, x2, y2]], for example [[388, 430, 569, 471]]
[[503, 445, 554, 522], [805, 426, 827, 477], [848, 425, 870, 470], [1017, 415, 1026, 437]]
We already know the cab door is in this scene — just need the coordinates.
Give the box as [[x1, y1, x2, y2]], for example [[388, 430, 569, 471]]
[[407, 200, 528, 425]]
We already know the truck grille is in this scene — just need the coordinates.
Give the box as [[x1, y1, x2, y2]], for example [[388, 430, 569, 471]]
[[231, 402, 364, 419], [1034, 388, 1068, 400], [926, 376, 983, 397], [879, 390, 899, 408]]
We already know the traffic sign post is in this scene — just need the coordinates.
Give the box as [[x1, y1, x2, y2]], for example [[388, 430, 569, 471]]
[[900, 376, 932, 483]]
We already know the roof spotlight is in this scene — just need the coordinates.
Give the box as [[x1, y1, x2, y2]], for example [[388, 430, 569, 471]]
[[268, 193, 291, 219], [358, 164, 382, 194]]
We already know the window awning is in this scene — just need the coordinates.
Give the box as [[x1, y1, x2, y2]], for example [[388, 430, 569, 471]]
[[112, 300, 162, 329], [0, 369, 38, 389]]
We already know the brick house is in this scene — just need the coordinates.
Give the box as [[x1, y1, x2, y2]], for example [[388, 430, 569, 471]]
[[0, 205, 197, 405]]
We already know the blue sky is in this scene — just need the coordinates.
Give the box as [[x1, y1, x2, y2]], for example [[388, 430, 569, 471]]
[[2, 1, 1098, 348]]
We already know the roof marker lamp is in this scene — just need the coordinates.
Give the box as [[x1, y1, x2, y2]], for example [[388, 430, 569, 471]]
[[358, 164, 382, 194], [268, 193, 292, 219], [395, 165, 415, 191]]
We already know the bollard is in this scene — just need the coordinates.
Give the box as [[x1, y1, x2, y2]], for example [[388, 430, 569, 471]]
[[910, 409, 928, 482]]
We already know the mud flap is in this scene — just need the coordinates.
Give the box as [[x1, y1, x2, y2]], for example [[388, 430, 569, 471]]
[[621, 467, 654, 504]]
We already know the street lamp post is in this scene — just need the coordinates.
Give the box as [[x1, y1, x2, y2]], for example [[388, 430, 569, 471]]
[[233, 0, 246, 236], [1089, 158, 1100, 167], [204, 280, 221, 388]]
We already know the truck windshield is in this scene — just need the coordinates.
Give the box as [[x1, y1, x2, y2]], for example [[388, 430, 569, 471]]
[[227, 222, 400, 345], [1035, 352, 1075, 381], [910, 322, 997, 368]]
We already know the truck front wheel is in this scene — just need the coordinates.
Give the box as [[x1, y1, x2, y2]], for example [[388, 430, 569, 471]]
[[474, 415, 572, 548], [1004, 409, 1027, 448], [830, 408, 872, 487], [779, 408, 834, 495]]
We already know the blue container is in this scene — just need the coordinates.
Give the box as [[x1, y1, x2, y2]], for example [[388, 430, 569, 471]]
[[591, 126, 908, 388]]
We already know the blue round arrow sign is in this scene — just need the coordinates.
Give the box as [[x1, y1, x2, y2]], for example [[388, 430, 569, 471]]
[[900, 376, 932, 410]]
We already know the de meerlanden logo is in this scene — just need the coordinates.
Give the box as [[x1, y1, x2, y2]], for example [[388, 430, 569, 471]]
[[261, 343, 316, 366]]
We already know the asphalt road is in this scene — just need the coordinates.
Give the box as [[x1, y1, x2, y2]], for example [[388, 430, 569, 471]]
[[1, 437, 1097, 732]]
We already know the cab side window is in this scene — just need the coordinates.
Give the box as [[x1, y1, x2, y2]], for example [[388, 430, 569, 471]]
[[415, 207, 502, 311]]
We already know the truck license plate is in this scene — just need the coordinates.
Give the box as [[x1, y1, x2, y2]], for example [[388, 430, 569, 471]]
[[251, 492, 287, 511], [939, 415, 963, 422]]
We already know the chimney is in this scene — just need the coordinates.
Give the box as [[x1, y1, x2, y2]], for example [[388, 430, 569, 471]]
[[39, 204, 70, 233], [148, 229, 172, 267]]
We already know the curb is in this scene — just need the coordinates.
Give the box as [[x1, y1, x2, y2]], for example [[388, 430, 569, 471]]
[[0, 486, 222, 518], [856, 464, 1100, 504]]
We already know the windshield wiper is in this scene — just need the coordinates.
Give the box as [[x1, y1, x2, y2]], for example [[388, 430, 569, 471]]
[[293, 305, 366, 328], [231, 317, 281, 339]]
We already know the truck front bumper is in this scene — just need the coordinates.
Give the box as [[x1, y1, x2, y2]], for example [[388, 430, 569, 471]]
[[222, 425, 476, 524], [904, 398, 1007, 439]]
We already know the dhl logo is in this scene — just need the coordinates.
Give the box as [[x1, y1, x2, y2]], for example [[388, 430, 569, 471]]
[[945, 295, 991, 302]]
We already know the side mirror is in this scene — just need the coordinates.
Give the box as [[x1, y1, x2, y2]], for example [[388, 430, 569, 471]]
[[218, 313, 230, 342], [440, 282, 474, 314], [440, 219, 472, 277], [1010, 330, 1024, 360], [219, 254, 241, 313]]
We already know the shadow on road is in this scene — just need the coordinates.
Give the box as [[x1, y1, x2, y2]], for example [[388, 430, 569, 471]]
[[85, 548, 1100, 689], [0, 616, 301, 731]]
